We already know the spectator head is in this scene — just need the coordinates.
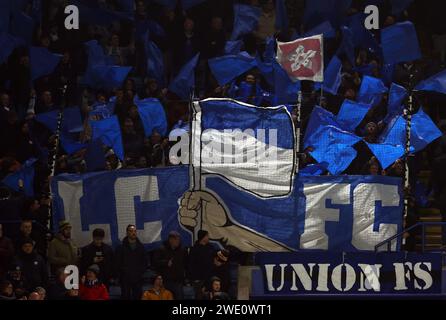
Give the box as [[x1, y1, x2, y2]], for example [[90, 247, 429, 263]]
[[184, 18, 194, 33], [344, 88, 356, 100], [167, 231, 181, 249], [197, 230, 209, 245], [20, 220, 33, 237], [151, 274, 164, 288], [40, 34, 50, 48], [123, 117, 135, 134], [136, 156, 147, 168], [136, 0, 146, 15], [20, 121, 30, 135], [214, 249, 229, 266], [0, 93, 10, 107], [365, 122, 378, 136], [128, 105, 139, 119], [58, 220, 72, 238], [62, 51, 70, 64], [19, 54, 30, 66], [92, 228, 105, 246], [115, 88, 124, 103], [41, 91, 52, 106], [56, 267, 69, 284], [0, 280, 13, 297], [210, 276, 221, 293], [369, 162, 380, 175], [150, 130, 162, 145], [211, 17, 223, 31], [126, 224, 137, 240], [28, 291, 40, 300], [36, 287, 46, 300], [146, 78, 159, 94], [111, 33, 120, 47], [96, 92, 107, 104], [245, 74, 256, 85], [86, 264, 100, 281], [20, 238, 34, 254], [260, 0, 274, 13], [124, 79, 135, 91]]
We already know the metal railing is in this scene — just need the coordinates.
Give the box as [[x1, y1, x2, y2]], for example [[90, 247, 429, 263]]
[[375, 222, 446, 253]]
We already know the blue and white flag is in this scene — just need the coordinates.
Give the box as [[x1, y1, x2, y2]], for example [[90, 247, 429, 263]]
[[191, 99, 295, 198]]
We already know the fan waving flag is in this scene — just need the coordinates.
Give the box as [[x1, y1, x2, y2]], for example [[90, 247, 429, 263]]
[[276, 34, 324, 82], [191, 98, 295, 198]]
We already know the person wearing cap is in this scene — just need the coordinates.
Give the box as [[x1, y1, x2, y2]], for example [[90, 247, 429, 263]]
[[211, 249, 231, 294], [187, 230, 216, 299], [12, 237, 48, 292], [79, 264, 109, 300], [152, 230, 187, 299], [48, 220, 79, 274], [80, 228, 114, 289], [141, 274, 173, 300]]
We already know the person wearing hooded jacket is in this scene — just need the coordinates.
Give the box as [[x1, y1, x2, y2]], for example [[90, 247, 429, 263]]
[[152, 231, 187, 299], [47, 220, 79, 274], [79, 264, 109, 300], [11, 237, 48, 292], [115, 224, 147, 300]]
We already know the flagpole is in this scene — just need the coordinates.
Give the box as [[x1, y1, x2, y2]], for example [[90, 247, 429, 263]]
[[295, 90, 302, 173], [48, 85, 67, 233], [188, 88, 202, 243]]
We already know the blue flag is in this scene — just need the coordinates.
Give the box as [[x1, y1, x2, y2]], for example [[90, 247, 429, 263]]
[[304, 106, 338, 149], [315, 55, 342, 95], [35, 107, 86, 154], [208, 53, 257, 86], [168, 53, 199, 99], [0, 33, 25, 64], [231, 4, 261, 40], [309, 125, 361, 175], [134, 98, 168, 137], [388, 83, 407, 116], [85, 139, 106, 172], [336, 26, 355, 65], [347, 13, 381, 54], [381, 21, 421, 65], [365, 143, 405, 169], [272, 60, 300, 105], [263, 37, 276, 63], [90, 115, 124, 161], [144, 34, 165, 85], [382, 108, 442, 153], [382, 63, 396, 85], [181, 0, 206, 10], [304, 21, 336, 39], [30, 47, 62, 80], [224, 40, 243, 55], [411, 108, 442, 152], [391, 0, 413, 16], [304, 0, 352, 29], [2, 158, 37, 197], [357, 76, 387, 106], [84, 65, 132, 90], [415, 69, 446, 95], [275, 0, 289, 31], [336, 99, 372, 132], [10, 11, 35, 44]]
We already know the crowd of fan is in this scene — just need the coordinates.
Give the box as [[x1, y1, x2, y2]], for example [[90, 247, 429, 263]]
[[1, 0, 446, 300]]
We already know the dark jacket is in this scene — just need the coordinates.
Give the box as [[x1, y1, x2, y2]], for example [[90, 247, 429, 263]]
[[80, 242, 114, 283], [115, 237, 147, 283], [13, 251, 48, 291], [47, 281, 79, 300], [188, 242, 215, 282], [0, 236, 14, 278], [152, 240, 187, 283]]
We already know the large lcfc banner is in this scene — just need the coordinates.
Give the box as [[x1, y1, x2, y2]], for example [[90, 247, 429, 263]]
[[52, 166, 403, 252]]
